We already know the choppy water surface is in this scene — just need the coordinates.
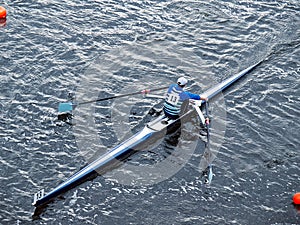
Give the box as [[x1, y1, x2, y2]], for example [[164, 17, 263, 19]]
[[0, 0, 299, 224]]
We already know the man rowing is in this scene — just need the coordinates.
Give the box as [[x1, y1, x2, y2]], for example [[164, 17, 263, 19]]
[[163, 77, 208, 119]]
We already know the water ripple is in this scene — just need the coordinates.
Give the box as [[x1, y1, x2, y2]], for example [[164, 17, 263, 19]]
[[0, 0, 299, 224]]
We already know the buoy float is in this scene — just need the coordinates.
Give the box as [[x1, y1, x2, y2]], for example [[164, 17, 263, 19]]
[[0, 6, 7, 19], [293, 193, 300, 205]]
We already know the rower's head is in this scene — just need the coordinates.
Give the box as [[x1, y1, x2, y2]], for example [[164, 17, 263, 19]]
[[177, 77, 188, 88]]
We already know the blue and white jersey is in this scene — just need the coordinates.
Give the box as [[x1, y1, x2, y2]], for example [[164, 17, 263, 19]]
[[163, 84, 200, 117]]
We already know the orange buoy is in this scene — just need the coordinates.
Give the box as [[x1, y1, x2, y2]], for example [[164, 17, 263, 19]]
[[293, 193, 300, 205], [0, 6, 7, 19]]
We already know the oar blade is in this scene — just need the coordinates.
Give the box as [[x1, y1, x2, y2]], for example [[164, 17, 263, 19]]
[[58, 102, 73, 113]]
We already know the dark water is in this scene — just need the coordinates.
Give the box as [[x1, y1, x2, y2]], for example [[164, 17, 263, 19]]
[[1, 0, 299, 224]]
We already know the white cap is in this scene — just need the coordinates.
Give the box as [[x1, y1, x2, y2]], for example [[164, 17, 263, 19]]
[[177, 77, 188, 86]]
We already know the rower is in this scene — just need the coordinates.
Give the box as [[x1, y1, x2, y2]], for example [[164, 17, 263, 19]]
[[163, 77, 207, 120]]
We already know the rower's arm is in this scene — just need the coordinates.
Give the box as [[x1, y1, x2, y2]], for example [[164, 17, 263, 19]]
[[186, 92, 201, 100], [186, 92, 208, 101]]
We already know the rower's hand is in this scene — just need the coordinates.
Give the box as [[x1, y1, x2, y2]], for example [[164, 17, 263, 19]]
[[141, 89, 150, 94], [205, 117, 210, 125], [201, 95, 208, 101]]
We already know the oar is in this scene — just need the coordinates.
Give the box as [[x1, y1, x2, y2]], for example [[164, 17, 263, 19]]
[[192, 100, 214, 184], [204, 101, 214, 185], [204, 101, 210, 142], [58, 86, 169, 113]]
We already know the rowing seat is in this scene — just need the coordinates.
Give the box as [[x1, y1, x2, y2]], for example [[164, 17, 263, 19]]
[[147, 115, 174, 131]]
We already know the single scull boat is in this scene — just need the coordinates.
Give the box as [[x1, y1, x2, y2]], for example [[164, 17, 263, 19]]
[[33, 61, 262, 207]]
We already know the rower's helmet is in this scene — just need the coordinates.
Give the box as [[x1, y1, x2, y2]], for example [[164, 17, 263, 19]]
[[177, 77, 188, 86]]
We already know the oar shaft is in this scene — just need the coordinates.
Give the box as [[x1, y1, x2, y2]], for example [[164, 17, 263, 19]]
[[78, 86, 169, 106], [204, 101, 214, 185], [205, 101, 210, 142]]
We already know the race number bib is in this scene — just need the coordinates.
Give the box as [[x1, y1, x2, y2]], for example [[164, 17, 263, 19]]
[[166, 93, 179, 105]]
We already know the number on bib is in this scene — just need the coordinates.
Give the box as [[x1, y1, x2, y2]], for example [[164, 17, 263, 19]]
[[166, 93, 179, 105]]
